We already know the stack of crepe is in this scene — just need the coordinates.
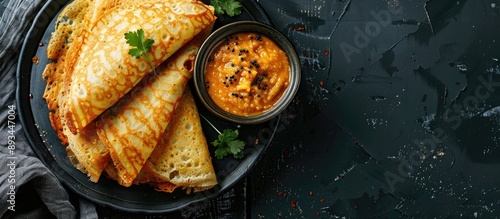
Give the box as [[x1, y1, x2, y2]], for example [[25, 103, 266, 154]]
[[43, 0, 218, 193]]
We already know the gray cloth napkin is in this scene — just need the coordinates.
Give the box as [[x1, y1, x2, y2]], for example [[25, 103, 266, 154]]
[[0, 0, 97, 218]]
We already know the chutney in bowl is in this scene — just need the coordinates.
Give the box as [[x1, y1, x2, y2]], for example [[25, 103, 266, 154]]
[[194, 21, 300, 124]]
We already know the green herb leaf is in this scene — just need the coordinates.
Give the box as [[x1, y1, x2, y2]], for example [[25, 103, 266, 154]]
[[124, 29, 156, 75], [221, 0, 242, 17], [211, 1, 225, 15], [210, 0, 242, 17], [200, 114, 246, 159], [143, 38, 155, 51], [214, 147, 229, 160], [228, 139, 245, 155], [211, 129, 246, 159], [128, 48, 143, 58]]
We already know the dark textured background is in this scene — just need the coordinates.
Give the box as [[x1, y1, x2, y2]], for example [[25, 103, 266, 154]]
[[251, 0, 500, 217], [3, 0, 500, 218]]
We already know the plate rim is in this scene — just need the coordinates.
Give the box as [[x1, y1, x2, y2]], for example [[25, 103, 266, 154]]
[[16, 0, 276, 213]]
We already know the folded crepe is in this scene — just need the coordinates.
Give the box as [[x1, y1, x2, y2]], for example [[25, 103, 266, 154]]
[[104, 157, 182, 193], [42, 0, 216, 184], [44, 0, 129, 180], [134, 88, 218, 193], [65, 122, 110, 182], [44, 0, 139, 181], [64, 25, 214, 185], [96, 25, 213, 187], [43, 0, 186, 143], [63, 0, 216, 134], [105, 88, 217, 193], [43, 0, 95, 144]]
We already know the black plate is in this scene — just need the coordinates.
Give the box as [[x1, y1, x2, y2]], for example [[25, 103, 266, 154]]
[[16, 0, 276, 213]]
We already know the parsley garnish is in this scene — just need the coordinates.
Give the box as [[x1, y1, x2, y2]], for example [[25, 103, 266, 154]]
[[200, 114, 246, 159], [124, 29, 156, 75], [210, 0, 242, 17]]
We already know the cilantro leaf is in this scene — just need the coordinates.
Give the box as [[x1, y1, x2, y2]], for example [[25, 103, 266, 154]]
[[201, 114, 247, 159], [221, 0, 242, 17], [211, 1, 225, 15], [143, 38, 155, 51], [124, 29, 156, 75], [210, 0, 242, 17], [211, 129, 246, 159], [228, 139, 245, 155], [214, 147, 229, 160], [128, 48, 143, 58]]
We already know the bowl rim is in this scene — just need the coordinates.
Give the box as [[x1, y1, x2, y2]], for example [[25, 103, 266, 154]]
[[194, 20, 301, 124]]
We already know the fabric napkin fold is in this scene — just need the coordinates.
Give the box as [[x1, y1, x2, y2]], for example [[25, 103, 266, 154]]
[[0, 0, 96, 218]]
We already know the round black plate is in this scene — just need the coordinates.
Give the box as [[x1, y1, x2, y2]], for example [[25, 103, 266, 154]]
[[16, 0, 276, 213]]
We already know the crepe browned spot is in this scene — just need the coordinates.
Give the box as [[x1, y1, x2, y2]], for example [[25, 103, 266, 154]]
[[63, 0, 216, 134], [149, 182, 179, 193]]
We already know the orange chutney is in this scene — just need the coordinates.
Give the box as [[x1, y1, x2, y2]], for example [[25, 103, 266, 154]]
[[204, 32, 290, 116]]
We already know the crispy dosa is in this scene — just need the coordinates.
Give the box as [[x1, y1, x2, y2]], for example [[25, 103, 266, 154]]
[[42, 0, 218, 190], [135, 88, 218, 193], [44, 0, 131, 180], [43, 0, 158, 143], [106, 88, 217, 193], [65, 122, 110, 182], [43, 0, 94, 144], [44, 0, 142, 181], [64, 0, 216, 134], [96, 25, 213, 187]]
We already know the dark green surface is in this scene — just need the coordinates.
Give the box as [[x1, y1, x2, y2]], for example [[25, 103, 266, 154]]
[[251, 0, 500, 217]]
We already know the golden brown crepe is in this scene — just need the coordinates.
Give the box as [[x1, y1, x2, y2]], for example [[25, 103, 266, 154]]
[[43, 0, 218, 191], [96, 25, 213, 187], [43, 0, 95, 144], [104, 158, 180, 193], [63, 0, 216, 134], [104, 88, 217, 193], [134, 88, 218, 193], [43, 0, 126, 180], [43, 0, 147, 180], [65, 122, 110, 182], [43, 0, 152, 143]]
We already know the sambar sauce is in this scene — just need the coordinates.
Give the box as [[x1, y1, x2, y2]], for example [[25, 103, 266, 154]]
[[204, 32, 290, 116]]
